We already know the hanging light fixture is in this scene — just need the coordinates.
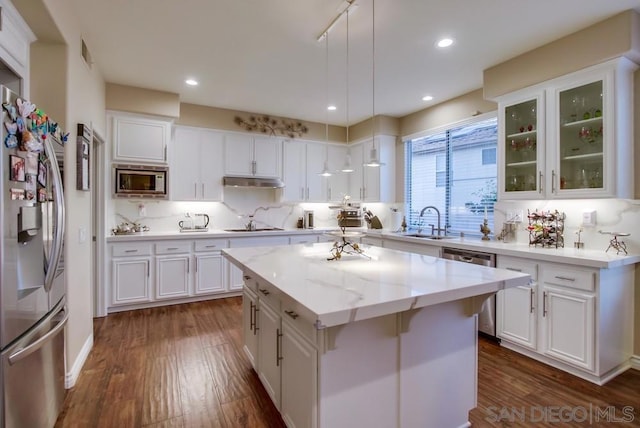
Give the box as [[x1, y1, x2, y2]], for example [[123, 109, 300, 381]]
[[364, 0, 385, 168], [341, 9, 354, 173], [319, 30, 333, 177]]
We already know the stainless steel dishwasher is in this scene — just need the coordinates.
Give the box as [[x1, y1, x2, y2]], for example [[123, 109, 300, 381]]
[[441, 247, 498, 339]]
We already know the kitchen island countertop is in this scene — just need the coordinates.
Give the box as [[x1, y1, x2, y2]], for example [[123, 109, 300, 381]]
[[223, 242, 530, 328]]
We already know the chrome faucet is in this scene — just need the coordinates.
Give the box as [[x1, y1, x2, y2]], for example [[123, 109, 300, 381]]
[[419, 206, 445, 236], [245, 215, 256, 231]]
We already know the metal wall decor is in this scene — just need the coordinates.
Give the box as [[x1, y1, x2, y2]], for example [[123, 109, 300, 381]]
[[233, 115, 308, 138]]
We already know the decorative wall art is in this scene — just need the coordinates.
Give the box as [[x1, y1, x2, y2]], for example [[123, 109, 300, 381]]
[[234, 115, 309, 138], [37, 161, 47, 187]]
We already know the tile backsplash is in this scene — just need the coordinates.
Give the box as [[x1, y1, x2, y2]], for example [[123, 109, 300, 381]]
[[494, 199, 640, 254]]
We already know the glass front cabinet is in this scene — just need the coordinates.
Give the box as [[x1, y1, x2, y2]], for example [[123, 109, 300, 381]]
[[497, 57, 637, 200]]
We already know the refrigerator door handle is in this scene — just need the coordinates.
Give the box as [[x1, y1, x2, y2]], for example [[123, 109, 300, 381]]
[[8, 310, 68, 365], [43, 140, 65, 292]]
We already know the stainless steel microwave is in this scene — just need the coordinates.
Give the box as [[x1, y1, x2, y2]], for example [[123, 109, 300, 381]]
[[113, 164, 168, 199]]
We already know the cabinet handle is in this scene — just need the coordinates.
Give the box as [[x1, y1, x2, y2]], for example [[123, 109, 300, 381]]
[[164, 145, 167, 161], [506, 267, 522, 272], [125, 249, 138, 253], [254, 307, 260, 332], [195, 257, 198, 273], [554, 275, 575, 282], [194, 183, 197, 198], [543, 291, 548, 317], [529, 289, 535, 313], [167, 247, 179, 250], [300, 187, 304, 200], [250, 301, 256, 333], [205, 245, 217, 248], [201, 183, 205, 198], [538, 171, 543, 193], [551, 170, 556, 194], [187, 259, 190, 273], [252, 160, 257, 175], [259, 288, 270, 296], [284, 310, 299, 320], [276, 328, 283, 367], [146, 261, 150, 278], [328, 187, 332, 200], [306, 187, 309, 200]]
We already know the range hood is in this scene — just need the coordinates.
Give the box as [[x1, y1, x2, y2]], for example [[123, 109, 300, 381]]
[[223, 176, 285, 188]]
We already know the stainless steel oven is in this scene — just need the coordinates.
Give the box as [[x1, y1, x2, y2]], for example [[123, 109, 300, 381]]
[[441, 247, 497, 339]]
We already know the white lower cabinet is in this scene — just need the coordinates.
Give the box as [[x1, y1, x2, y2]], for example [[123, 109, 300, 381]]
[[243, 286, 259, 369], [257, 299, 282, 408], [382, 238, 441, 257], [194, 254, 225, 295], [496, 255, 633, 384], [156, 254, 190, 299], [281, 320, 318, 428], [111, 243, 152, 306]]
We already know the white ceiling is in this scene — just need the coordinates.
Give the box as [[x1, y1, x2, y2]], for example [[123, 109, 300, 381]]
[[68, 0, 640, 126]]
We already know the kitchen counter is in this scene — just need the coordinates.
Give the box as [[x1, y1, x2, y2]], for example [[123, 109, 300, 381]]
[[223, 242, 530, 427], [106, 227, 332, 242], [364, 230, 640, 269], [223, 242, 530, 328]]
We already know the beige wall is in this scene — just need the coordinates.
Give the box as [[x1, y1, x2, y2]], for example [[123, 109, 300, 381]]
[[484, 10, 640, 100], [400, 89, 497, 138], [23, 0, 107, 381], [106, 83, 180, 118], [349, 115, 401, 142]]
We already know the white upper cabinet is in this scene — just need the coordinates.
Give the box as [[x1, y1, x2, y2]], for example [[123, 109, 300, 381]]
[[349, 136, 396, 203], [497, 57, 637, 200], [110, 112, 172, 164], [282, 140, 329, 202], [171, 126, 223, 201], [0, 0, 35, 97], [224, 133, 282, 178]]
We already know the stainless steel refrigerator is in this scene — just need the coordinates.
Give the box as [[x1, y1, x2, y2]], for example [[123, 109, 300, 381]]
[[0, 86, 66, 427]]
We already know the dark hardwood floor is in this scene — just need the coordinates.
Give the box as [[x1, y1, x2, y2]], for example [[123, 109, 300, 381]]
[[55, 298, 640, 427]]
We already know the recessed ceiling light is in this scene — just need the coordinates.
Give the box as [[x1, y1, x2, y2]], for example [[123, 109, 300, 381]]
[[185, 79, 198, 86], [436, 38, 454, 48], [422, 95, 433, 101], [327, 105, 337, 111]]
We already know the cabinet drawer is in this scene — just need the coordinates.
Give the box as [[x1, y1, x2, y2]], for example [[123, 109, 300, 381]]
[[111, 243, 152, 257], [281, 296, 317, 345], [496, 256, 538, 281], [255, 280, 281, 311], [541, 265, 595, 292], [194, 239, 228, 252], [289, 235, 318, 245], [155, 241, 191, 254]]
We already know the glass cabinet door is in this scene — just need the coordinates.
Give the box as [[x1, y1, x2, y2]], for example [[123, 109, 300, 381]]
[[557, 80, 603, 191], [503, 98, 539, 194]]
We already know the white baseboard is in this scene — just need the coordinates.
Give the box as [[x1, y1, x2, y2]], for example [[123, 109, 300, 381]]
[[65, 333, 93, 389], [631, 355, 640, 371]]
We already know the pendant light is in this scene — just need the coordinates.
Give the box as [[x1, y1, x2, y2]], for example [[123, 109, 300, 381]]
[[364, 0, 385, 168], [319, 31, 332, 177], [340, 10, 354, 174]]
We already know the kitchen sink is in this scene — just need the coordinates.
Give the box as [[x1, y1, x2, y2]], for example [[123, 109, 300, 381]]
[[224, 228, 284, 232], [404, 233, 455, 240]]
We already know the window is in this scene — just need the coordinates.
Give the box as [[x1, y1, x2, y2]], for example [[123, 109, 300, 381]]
[[404, 115, 498, 236]]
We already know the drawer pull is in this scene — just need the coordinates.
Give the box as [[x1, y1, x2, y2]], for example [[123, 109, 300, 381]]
[[276, 328, 283, 366], [250, 302, 256, 333], [167, 247, 179, 251], [506, 267, 522, 272], [125, 249, 138, 253], [259, 288, 270, 296], [554, 276, 575, 282], [205, 245, 217, 248], [284, 310, 299, 320]]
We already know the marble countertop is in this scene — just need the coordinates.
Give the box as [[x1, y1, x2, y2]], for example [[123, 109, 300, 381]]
[[364, 230, 640, 269], [223, 242, 530, 328], [106, 227, 332, 242]]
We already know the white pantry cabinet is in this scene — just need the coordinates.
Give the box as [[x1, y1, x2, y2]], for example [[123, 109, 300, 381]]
[[497, 57, 637, 200], [171, 126, 224, 201], [348, 136, 396, 202], [110, 112, 172, 164], [224, 133, 282, 178], [496, 255, 633, 384]]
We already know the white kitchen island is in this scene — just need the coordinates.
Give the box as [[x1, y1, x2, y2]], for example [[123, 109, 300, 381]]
[[223, 242, 530, 428]]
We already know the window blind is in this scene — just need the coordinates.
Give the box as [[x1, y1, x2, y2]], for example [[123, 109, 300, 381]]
[[405, 116, 498, 236]]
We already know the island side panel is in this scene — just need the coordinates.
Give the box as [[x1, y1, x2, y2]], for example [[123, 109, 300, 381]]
[[318, 314, 400, 428], [399, 299, 478, 428]]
